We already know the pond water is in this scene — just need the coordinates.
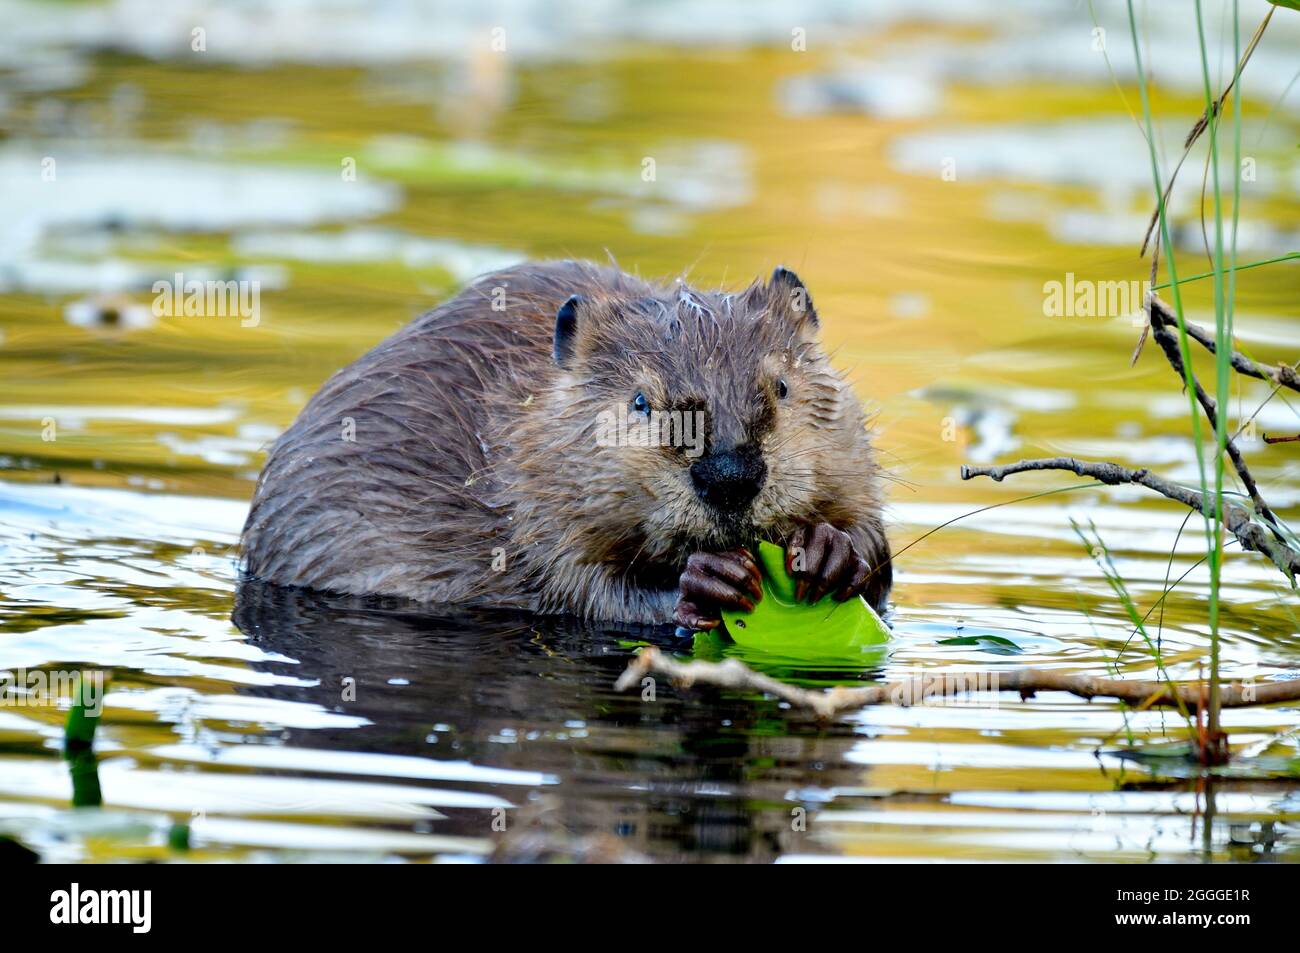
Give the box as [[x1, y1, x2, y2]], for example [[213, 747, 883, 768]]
[[2, 0, 1299, 862]]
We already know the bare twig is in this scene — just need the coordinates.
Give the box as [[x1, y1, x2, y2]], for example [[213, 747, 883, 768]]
[[1140, 295, 1291, 575], [1264, 433, 1300, 445], [1138, 6, 1275, 258], [1130, 6, 1274, 364], [1149, 294, 1300, 396], [959, 456, 1300, 581], [1145, 297, 1282, 533], [614, 647, 1300, 720]]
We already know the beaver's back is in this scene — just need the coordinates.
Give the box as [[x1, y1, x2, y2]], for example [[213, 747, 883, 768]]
[[240, 259, 652, 602]]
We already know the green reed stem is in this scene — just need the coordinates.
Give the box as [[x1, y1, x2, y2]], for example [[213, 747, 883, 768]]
[[1152, 251, 1299, 291], [1126, 2, 1211, 538]]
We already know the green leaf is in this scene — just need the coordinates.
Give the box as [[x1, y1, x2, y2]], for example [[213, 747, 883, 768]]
[[938, 634, 1023, 655], [720, 541, 890, 660]]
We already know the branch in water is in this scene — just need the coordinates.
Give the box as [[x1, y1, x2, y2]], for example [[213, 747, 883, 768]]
[[959, 456, 1300, 581], [614, 647, 1300, 719]]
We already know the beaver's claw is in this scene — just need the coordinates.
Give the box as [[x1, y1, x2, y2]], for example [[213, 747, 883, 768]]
[[673, 548, 762, 631], [786, 522, 877, 605]]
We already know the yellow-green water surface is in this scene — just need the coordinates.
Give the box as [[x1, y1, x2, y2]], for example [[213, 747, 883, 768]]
[[2, 0, 1299, 862]]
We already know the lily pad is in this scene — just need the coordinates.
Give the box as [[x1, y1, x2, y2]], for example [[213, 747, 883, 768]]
[[720, 541, 890, 658]]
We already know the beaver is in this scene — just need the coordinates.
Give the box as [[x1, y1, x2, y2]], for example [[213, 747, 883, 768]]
[[240, 259, 891, 629]]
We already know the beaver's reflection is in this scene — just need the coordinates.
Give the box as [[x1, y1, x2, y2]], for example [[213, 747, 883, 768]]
[[232, 581, 868, 862]]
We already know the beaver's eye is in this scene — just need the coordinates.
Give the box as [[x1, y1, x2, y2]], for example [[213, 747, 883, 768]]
[[777, 379, 789, 400], [631, 391, 652, 417]]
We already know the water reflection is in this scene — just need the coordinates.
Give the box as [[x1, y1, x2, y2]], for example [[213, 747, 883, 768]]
[[230, 581, 890, 862]]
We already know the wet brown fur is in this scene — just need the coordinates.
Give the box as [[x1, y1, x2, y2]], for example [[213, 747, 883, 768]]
[[241, 260, 891, 624]]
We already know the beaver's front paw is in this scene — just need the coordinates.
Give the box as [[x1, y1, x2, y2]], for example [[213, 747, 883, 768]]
[[787, 522, 877, 604], [673, 548, 763, 631]]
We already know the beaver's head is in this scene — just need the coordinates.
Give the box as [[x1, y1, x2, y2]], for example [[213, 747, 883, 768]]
[[539, 267, 870, 569]]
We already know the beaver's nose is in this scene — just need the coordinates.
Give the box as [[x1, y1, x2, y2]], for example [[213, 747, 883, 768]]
[[690, 445, 767, 513]]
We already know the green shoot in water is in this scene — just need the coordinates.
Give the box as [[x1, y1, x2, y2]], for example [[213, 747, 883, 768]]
[[63, 672, 103, 809], [1073, 520, 1195, 733]]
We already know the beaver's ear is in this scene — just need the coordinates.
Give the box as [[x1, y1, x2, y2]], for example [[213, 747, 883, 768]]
[[553, 294, 584, 367], [768, 266, 819, 334]]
